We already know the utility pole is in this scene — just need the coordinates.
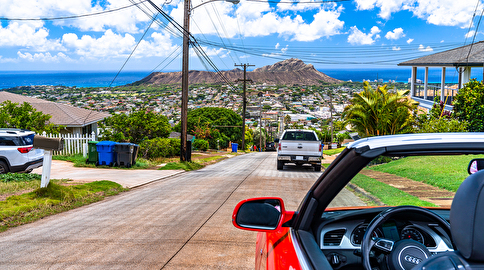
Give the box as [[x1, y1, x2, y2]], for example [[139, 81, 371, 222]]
[[180, 0, 191, 162], [235, 63, 254, 151], [329, 89, 334, 144]]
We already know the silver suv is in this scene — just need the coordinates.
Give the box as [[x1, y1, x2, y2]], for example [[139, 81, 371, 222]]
[[0, 129, 44, 173]]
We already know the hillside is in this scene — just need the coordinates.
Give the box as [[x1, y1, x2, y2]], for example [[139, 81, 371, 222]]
[[133, 58, 341, 86]]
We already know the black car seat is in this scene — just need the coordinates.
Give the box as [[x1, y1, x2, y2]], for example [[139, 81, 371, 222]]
[[413, 170, 484, 270]]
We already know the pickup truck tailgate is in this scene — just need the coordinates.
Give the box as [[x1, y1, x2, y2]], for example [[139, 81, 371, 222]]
[[280, 140, 321, 156]]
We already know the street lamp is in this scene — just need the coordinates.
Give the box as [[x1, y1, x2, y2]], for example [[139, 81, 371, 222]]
[[180, 0, 239, 162]]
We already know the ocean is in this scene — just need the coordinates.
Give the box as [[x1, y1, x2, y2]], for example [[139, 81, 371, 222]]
[[0, 71, 151, 89], [0, 68, 483, 89]]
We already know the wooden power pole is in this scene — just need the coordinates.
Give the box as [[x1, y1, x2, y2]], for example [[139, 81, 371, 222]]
[[235, 63, 254, 151]]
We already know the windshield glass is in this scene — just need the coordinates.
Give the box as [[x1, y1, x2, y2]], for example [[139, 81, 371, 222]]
[[282, 131, 317, 141], [329, 154, 482, 209]]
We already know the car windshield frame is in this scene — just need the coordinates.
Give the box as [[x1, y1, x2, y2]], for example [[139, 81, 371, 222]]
[[293, 133, 484, 231]]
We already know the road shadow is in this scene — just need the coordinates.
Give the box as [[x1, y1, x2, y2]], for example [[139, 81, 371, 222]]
[[280, 163, 319, 172]]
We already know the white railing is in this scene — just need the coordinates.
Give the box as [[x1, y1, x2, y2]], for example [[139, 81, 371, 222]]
[[41, 131, 96, 157]]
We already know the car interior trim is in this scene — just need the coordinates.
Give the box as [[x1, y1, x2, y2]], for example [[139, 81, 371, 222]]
[[291, 229, 313, 270]]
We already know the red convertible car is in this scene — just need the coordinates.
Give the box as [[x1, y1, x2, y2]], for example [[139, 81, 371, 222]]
[[233, 133, 484, 270]]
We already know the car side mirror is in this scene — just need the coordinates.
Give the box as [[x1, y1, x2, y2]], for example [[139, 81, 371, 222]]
[[232, 198, 285, 231], [274, 138, 279, 143], [468, 159, 484, 174]]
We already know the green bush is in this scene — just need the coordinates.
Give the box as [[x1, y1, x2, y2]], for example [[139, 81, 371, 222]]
[[139, 138, 180, 159], [193, 139, 209, 151]]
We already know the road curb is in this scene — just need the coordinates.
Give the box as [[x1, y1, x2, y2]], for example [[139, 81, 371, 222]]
[[347, 183, 384, 206]]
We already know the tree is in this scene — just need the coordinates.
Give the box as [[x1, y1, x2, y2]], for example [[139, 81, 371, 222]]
[[343, 82, 418, 137], [175, 107, 242, 149], [453, 79, 484, 132], [0, 101, 62, 134], [253, 128, 266, 149], [415, 97, 467, 133], [284, 115, 291, 126], [99, 109, 171, 144]]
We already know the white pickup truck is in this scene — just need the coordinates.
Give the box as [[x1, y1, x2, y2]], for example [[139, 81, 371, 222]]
[[274, 129, 323, 171]]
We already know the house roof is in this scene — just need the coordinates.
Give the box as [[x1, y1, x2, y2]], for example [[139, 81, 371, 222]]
[[399, 41, 484, 67], [0, 91, 110, 127]]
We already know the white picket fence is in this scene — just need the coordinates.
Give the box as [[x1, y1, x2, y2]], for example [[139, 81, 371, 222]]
[[41, 131, 96, 157]]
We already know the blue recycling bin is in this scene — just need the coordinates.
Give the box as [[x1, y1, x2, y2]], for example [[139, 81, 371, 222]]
[[96, 141, 116, 166], [231, 143, 238, 153]]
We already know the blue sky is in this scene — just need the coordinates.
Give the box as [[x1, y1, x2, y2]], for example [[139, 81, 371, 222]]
[[0, 0, 482, 71]]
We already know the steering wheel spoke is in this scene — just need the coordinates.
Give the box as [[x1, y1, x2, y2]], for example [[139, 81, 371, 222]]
[[372, 237, 394, 253]]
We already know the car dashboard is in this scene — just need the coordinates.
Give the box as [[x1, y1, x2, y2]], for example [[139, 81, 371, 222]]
[[315, 207, 453, 269]]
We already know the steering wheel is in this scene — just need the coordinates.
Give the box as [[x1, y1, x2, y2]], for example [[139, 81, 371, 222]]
[[361, 206, 451, 270]]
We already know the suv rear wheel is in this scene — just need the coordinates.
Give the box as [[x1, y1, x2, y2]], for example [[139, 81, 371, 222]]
[[0, 161, 9, 174]]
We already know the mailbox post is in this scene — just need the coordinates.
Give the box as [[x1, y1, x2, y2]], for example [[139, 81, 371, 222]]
[[33, 135, 64, 188]]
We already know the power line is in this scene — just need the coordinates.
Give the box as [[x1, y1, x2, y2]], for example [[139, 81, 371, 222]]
[[246, 0, 350, 3], [109, 14, 158, 88], [0, 1, 148, 21]]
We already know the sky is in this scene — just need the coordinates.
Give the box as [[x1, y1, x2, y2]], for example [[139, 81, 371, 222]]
[[0, 0, 483, 72]]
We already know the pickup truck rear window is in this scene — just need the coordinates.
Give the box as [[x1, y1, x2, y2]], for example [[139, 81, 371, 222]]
[[282, 131, 317, 141]]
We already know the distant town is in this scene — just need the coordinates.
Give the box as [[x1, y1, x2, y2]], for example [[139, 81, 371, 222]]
[[4, 79, 410, 132]]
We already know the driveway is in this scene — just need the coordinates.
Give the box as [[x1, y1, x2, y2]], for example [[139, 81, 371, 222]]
[[2, 152, 362, 269], [31, 160, 185, 188]]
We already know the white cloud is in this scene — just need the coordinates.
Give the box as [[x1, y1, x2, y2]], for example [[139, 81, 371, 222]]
[[385, 28, 405, 40], [392, 46, 401, 51], [407, 38, 414, 44], [347, 26, 381, 45], [179, 0, 344, 42], [275, 43, 280, 49], [17, 51, 72, 62], [62, 29, 178, 59], [465, 30, 476, 38], [0, 22, 62, 51], [263, 45, 289, 57], [418, 44, 433, 52], [354, 0, 479, 27], [0, 0, 150, 33]]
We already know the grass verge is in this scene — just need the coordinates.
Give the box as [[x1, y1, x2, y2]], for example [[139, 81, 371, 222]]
[[159, 162, 204, 171], [0, 180, 127, 232], [369, 155, 484, 192], [0, 173, 42, 195], [324, 147, 346, 156], [350, 174, 437, 207]]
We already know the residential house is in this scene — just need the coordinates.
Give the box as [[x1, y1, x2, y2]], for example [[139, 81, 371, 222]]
[[0, 91, 110, 136]]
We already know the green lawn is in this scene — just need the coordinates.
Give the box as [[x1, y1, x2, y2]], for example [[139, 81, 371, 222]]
[[369, 155, 483, 192], [324, 147, 346, 156], [0, 179, 126, 232], [351, 174, 437, 207]]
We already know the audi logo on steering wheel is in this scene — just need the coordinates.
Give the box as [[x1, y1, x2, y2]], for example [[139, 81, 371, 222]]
[[404, 255, 422, 265]]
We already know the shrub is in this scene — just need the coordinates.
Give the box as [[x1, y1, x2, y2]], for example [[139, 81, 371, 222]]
[[193, 139, 209, 151], [139, 138, 181, 160]]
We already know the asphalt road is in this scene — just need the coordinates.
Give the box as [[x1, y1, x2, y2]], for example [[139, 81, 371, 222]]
[[0, 152, 363, 269]]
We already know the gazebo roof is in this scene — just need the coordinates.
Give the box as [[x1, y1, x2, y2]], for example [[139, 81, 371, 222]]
[[399, 41, 484, 67]]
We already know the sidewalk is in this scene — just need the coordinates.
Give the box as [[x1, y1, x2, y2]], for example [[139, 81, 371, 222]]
[[31, 160, 185, 188], [359, 169, 455, 208]]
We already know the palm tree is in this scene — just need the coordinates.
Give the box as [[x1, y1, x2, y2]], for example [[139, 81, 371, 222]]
[[343, 82, 418, 137]]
